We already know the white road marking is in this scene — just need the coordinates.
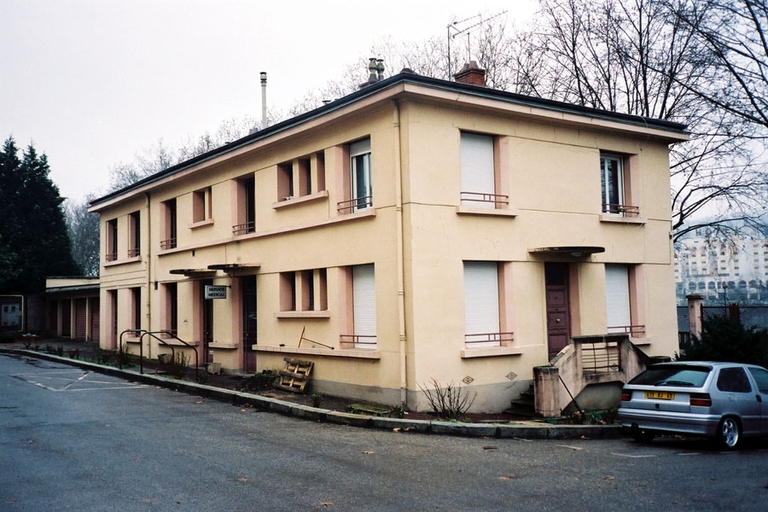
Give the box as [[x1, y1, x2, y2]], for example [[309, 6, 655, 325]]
[[12, 370, 148, 392]]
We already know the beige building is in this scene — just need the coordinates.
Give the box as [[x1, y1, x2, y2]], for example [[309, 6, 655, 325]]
[[89, 67, 688, 413]]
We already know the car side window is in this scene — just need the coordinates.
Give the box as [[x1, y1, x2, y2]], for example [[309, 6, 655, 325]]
[[717, 367, 752, 393], [748, 368, 768, 394]]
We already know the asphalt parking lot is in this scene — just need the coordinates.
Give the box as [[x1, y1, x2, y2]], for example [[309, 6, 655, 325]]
[[3, 352, 768, 512]]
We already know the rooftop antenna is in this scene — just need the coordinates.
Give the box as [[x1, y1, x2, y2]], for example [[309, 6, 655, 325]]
[[447, 11, 507, 80]]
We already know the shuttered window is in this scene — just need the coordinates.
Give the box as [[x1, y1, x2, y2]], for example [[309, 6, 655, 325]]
[[353, 264, 376, 348], [464, 261, 500, 347], [605, 264, 631, 333], [460, 132, 495, 209]]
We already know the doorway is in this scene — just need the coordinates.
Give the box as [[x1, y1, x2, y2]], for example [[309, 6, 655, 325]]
[[242, 276, 257, 372], [545, 263, 571, 359], [201, 280, 214, 364]]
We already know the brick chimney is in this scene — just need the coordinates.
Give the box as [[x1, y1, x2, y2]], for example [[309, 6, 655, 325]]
[[454, 61, 486, 86]]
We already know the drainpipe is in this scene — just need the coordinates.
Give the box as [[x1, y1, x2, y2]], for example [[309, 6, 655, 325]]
[[392, 99, 408, 407], [145, 192, 152, 358]]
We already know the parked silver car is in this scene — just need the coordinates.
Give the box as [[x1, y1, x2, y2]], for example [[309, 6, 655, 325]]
[[618, 361, 768, 448]]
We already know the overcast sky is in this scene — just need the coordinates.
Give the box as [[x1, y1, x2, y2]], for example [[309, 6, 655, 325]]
[[1, 0, 536, 202]]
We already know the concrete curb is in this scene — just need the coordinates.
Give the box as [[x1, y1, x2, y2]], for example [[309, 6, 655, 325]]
[[1, 348, 623, 440]]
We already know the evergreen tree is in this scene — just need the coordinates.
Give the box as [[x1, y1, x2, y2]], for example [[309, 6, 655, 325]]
[[0, 136, 80, 294], [677, 315, 768, 368]]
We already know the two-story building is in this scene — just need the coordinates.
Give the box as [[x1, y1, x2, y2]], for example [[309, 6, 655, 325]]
[[89, 66, 688, 413]]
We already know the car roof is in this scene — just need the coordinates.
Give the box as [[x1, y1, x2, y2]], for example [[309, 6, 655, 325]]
[[649, 361, 766, 370]]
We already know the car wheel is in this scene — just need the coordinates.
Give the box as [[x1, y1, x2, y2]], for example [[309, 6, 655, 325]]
[[716, 417, 740, 449]]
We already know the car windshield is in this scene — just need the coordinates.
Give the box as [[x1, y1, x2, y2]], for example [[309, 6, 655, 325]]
[[629, 365, 711, 387]]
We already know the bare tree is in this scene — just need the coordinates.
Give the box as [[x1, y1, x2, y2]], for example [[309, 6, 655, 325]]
[[669, 0, 768, 130], [66, 195, 100, 276], [107, 116, 260, 191]]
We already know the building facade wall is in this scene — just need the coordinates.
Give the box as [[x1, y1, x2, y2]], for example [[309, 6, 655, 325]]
[[91, 77, 685, 412]]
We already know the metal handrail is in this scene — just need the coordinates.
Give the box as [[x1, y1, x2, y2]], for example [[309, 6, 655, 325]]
[[232, 221, 256, 235], [579, 338, 621, 374], [159, 238, 177, 250], [339, 334, 377, 349], [337, 196, 373, 213], [607, 324, 646, 336], [602, 203, 639, 216], [460, 191, 509, 207], [464, 331, 514, 347], [122, 329, 199, 382]]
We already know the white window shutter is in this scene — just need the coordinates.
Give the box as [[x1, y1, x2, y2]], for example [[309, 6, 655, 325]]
[[353, 264, 376, 347], [461, 133, 495, 208], [605, 264, 631, 332], [464, 261, 500, 346]]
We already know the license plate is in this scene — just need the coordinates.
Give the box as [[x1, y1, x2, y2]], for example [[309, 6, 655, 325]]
[[645, 391, 675, 400]]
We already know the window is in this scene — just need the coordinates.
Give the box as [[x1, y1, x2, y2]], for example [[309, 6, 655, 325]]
[[605, 264, 644, 336], [131, 287, 141, 330], [600, 153, 637, 216], [463, 261, 513, 348], [338, 139, 372, 213], [192, 187, 212, 223], [160, 199, 177, 249], [234, 176, 255, 235], [717, 367, 752, 393], [340, 264, 376, 349], [106, 219, 118, 262], [164, 282, 178, 335], [279, 269, 328, 312], [277, 162, 293, 201], [460, 132, 507, 209], [277, 152, 325, 203], [279, 272, 296, 311], [128, 211, 140, 257], [748, 367, 768, 394]]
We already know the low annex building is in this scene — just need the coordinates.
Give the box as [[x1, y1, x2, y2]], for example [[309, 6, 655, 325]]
[[88, 66, 688, 413]]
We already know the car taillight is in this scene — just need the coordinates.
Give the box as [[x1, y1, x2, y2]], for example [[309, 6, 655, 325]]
[[621, 391, 632, 401], [690, 393, 712, 407]]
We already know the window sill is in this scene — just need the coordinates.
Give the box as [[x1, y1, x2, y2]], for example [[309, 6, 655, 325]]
[[460, 346, 524, 359], [158, 339, 200, 347], [104, 256, 142, 267], [275, 311, 331, 319], [252, 344, 380, 360], [456, 206, 519, 217], [190, 218, 214, 229], [208, 342, 238, 350], [273, 190, 328, 209], [599, 214, 646, 225]]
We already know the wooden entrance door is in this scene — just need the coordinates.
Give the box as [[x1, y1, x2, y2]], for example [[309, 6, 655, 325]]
[[545, 263, 570, 359]]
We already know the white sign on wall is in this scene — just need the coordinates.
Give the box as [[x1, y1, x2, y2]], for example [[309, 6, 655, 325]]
[[205, 285, 227, 300]]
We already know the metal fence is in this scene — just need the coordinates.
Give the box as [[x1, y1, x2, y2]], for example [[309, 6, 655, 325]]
[[677, 305, 768, 332]]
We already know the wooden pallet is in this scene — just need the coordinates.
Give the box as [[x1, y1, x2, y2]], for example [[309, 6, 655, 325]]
[[274, 357, 314, 393]]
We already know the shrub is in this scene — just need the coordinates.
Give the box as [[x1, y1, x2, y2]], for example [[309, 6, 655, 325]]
[[418, 378, 476, 420]]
